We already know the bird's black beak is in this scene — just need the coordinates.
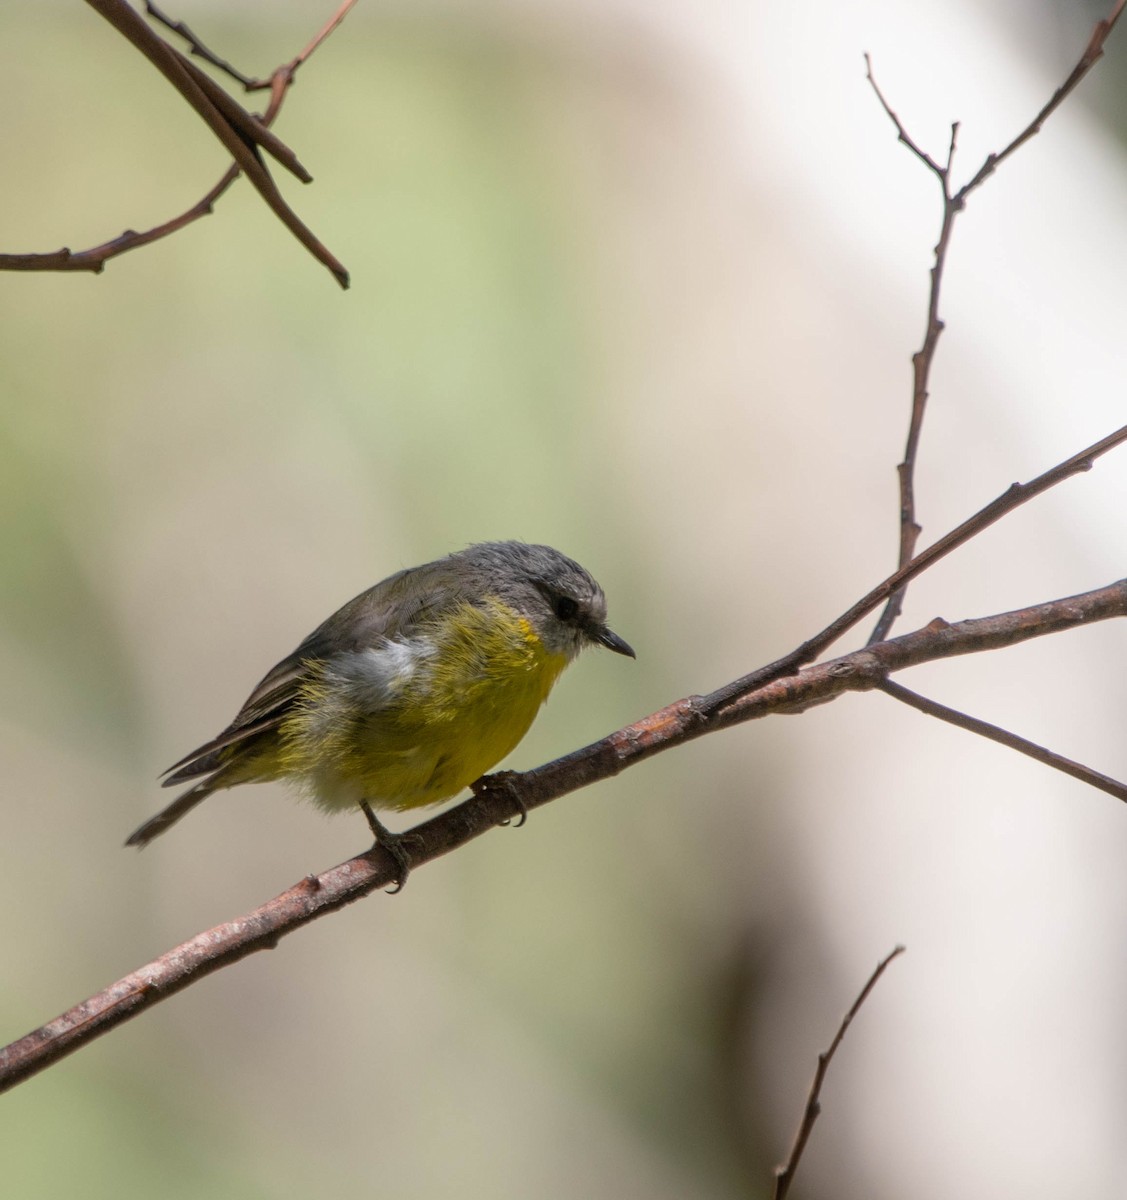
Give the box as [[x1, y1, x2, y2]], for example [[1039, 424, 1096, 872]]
[[592, 625, 636, 659]]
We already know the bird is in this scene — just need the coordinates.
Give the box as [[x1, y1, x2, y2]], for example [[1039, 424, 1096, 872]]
[[126, 541, 635, 885]]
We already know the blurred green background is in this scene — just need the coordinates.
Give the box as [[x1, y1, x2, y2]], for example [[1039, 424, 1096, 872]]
[[5, 2, 1127, 1197]]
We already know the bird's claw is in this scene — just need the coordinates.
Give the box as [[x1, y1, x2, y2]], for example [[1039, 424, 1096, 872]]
[[472, 771, 528, 828], [359, 800, 411, 893]]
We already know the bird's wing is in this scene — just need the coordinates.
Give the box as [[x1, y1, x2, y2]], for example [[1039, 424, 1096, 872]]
[[161, 561, 468, 785]]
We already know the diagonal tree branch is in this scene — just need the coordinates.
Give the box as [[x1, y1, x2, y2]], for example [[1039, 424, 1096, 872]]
[[3, 579, 1127, 1094], [698, 420, 1127, 716], [878, 679, 1127, 803]]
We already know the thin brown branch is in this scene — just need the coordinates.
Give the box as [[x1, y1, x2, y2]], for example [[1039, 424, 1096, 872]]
[[0, 74, 294, 277], [145, 0, 359, 93], [708, 578, 1127, 728], [864, 54, 947, 178], [773, 946, 905, 1200], [956, 0, 1127, 203], [879, 679, 1127, 803], [144, 0, 257, 89], [862, 78, 958, 639], [169, 46, 311, 181], [0, 170, 241, 274], [4, 580, 1127, 1093], [285, 0, 360, 81], [0, 2, 351, 287], [699, 421, 1127, 716], [82, 0, 339, 269], [864, 0, 1124, 643]]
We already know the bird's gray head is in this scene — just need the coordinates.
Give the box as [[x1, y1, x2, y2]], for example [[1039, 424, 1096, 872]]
[[453, 541, 635, 661]]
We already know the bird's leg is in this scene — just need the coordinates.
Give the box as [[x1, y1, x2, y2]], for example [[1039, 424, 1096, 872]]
[[359, 800, 411, 893], [471, 770, 527, 828]]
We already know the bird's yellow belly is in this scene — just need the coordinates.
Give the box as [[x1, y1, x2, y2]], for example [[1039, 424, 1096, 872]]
[[278, 601, 568, 813]]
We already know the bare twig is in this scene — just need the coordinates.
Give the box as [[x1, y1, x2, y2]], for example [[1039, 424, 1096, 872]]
[[280, 0, 360, 83], [864, 58, 948, 176], [0, 76, 295, 276], [699, 421, 1127, 716], [956, 0, 1127, 202], [773, 946, 906, 1200], [4, 579, 1127, 1093], [144, 0, 258, 89], [82, 0, 346, 279], [864, 70, 958, 645], [864, 0, 1125, 643], [146, 0, 359, 93], [0, 175, 241, 274], [169, 49, 311, 181], [0, 2, 351, 286], [879, 680, 1127, 803], [708, 579, 1127, 729]]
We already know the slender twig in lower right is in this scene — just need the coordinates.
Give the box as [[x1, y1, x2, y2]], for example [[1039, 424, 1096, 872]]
[[773, 946, 906, 1200]]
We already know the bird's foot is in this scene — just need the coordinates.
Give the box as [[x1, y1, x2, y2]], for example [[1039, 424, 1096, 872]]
[[471, 771, 528, 828], [359, 800, 411, 893]]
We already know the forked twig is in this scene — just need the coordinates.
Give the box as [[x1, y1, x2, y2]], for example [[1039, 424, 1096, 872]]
[[0, 1, 355, 286], [865, 0, 1126, 643], [149, 0, 358, 93], [773, 946, 906, 1200], [699, 420, 1127, 717]]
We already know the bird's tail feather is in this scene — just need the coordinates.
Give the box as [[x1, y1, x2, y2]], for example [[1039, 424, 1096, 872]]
[[125, 777, 220, 848]]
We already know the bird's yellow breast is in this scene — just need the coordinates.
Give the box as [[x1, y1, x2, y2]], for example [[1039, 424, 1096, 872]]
[[276, 598, 569, 812]]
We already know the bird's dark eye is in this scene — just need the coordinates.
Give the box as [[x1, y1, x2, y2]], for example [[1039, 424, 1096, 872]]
[[554, 595, 579, 621]]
